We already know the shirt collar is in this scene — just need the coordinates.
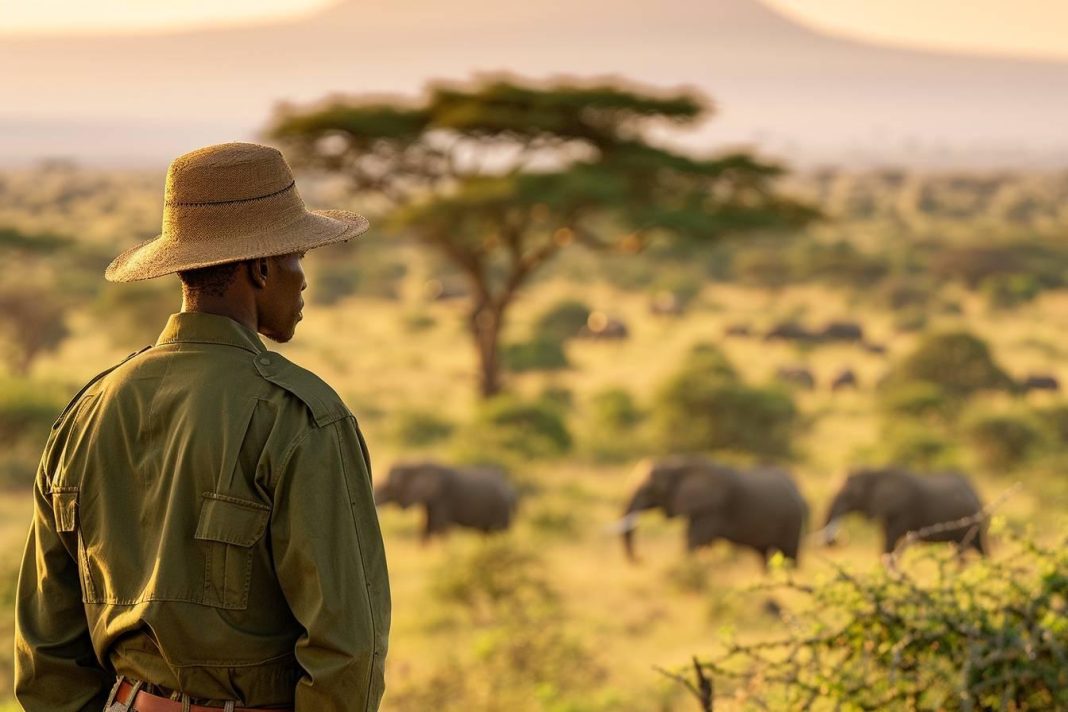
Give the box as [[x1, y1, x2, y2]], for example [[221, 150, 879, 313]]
[[155, 312, 268, 355]]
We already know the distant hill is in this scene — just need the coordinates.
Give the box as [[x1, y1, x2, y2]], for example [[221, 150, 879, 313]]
[[2, 0, 1067, 167]]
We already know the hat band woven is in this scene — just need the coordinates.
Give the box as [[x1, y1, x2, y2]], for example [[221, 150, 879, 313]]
[[162, 184, 310, 245], [165, 181, 296, 207]]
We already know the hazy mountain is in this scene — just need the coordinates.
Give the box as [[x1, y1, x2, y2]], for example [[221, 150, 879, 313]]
[[2, 0, 1067, 167]]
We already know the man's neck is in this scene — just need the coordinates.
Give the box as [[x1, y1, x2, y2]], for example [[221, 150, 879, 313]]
[[180, 295, 258, 335]]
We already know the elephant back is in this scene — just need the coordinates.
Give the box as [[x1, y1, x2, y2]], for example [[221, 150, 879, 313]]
[[451, 467, 518, 531]]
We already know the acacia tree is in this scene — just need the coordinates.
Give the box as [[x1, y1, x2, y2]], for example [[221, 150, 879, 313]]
[[268, 77, 817, 397]]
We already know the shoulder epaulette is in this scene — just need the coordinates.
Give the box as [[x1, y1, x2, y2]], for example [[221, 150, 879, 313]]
[[52, 344, 152, 429], [253, 351, 350, 428]]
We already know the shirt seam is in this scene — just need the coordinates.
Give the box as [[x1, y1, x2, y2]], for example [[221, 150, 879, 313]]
[[331, 420, 379, 712], [154, 338, 264, 355]]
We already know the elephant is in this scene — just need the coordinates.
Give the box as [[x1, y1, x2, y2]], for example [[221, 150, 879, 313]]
[[831, 368, 859, 391], [1019, 374, 1059, 393], [374, 461, 518, 541], [823, 467, 988, 556], [777, 365, 816, 390], [618, 456, 808, 565]]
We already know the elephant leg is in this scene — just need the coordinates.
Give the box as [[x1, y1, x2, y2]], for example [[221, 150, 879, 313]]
[[686, 515, 717, 553], [882, 519, 908, 555], [422, 504, 451, 543]]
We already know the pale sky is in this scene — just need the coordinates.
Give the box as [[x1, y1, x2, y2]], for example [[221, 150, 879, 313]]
[[1, 0, 1067, 60]]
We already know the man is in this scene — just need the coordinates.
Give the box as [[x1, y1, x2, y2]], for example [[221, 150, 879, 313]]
[[14, 142, 390, 711]]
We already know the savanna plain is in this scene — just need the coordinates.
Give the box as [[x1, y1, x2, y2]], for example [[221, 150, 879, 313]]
[[1, 166, 1067, 710]]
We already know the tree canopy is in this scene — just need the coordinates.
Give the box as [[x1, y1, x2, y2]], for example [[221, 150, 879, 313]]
[[268, 76, 818, 395]]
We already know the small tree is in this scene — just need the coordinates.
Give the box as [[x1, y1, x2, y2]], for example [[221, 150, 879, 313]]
[[0, 287, 70, 375], [268, 76, 816, 396]]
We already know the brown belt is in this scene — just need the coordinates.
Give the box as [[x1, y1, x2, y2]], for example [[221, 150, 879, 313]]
[[113, 679, 293, 712]]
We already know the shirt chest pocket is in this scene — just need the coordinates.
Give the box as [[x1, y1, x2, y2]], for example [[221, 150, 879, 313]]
[[194, 493, 270, 610]]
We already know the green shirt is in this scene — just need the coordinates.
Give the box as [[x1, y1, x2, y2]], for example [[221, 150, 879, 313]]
[[14, 312, 390, 711]]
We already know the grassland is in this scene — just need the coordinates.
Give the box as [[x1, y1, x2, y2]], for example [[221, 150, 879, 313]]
[[2, 168, 1067, 709]]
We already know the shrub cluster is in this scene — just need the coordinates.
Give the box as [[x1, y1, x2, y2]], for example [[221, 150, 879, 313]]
[[651, 344, 796, 458], [672, 527, 1068, 711]]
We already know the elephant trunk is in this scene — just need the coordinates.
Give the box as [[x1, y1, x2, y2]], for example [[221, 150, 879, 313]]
[[822, 493, 850, 545], [620, 484, 655, 562]]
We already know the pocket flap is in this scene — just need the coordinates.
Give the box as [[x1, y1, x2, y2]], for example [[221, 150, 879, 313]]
[[194, 493, 270, 547], [51, 489, 78, 533]]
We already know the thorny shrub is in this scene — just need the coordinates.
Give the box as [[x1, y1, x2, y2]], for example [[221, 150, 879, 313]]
[[668, 524, 1068, 711]]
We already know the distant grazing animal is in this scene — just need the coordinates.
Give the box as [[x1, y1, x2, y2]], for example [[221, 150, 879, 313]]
[[831, 368, 858, 391], [423, 278, 467, 302], [724, 323, 752, 337], [1020, 374, 1060, 393], [618, 456, 808, 565], [818, 321, 865, 343], [862, 341, 888, 356], [577, 312, 629, 340], [375, 461, 518, 541], [764, 322, 816, 343], [776, 365, 816, 390], [649, 291, 684, 316], [823, 467, 987, 557]]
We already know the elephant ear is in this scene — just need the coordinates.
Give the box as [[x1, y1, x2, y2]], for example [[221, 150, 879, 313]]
[[404, 466, 446, 505], [669, 469, 732, 517], [869, 472, 916, 522]]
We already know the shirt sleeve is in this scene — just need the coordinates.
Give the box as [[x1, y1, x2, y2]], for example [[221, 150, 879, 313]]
[[270, 416, 391, 711], [14, 450, 112, 712]]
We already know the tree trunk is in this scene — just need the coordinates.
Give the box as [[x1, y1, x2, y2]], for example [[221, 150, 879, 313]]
[[470, 301, 504, 398]]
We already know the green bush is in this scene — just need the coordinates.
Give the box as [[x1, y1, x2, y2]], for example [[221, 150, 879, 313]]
[[532, 299, 591, 343], [581, 387, 645, 462], [0, 379, 65, 447], [879, 380, 959, 424], [982, 273, 1043, 310], [651, 346, 795, 458], [673, 528, 1068, 711], [453, 395, 572, 464], [93, 279, 178, 347], [890, 331, 1013, 400], [880, 421, 957, 469], [502, 337, 568, 372], [1037, 403, 1068, 446], [389, 409, 454, 447], [965, 412, 1044, 470], [390, 539, 606, 712]]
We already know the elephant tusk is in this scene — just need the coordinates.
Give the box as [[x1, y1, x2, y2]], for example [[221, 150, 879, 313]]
[[820, 519, 841, 545], [607, 512, 640, 535]]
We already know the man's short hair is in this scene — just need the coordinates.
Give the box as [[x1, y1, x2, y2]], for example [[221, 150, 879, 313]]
[[178, 261, 243, 297]]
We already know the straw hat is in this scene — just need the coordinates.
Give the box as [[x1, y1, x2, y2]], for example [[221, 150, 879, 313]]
[[105, 142, 369, 282]]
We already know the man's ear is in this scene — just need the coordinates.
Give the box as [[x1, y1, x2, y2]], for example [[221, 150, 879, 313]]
[[248, 258, 270, 289]]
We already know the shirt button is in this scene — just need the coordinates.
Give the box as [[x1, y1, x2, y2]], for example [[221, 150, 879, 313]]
[[258, 356, 271, 366]]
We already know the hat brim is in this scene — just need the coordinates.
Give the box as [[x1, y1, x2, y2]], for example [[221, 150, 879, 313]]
[[104, 209, 369, 283]]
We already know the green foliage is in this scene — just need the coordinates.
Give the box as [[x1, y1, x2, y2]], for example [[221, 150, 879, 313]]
[[0, 379, 65, 448], [651, 344, 795, 458], [879, 381, 959, 424], [0, 287, 70, 375], [678, 529, 1068, 710], [965, 412, 1044, 470], [879, 421, 958, 469], [454, 395, 572, 464], [389, 539, 606, 712], [982, 273, 1043, 310], [92, 279, 178, 348], [580, 387, 645, 463], [389, 409, 454, 448], [503, 337, 569, 373], [889, 331, 1013, 400], [269, 76, 817, 397], [533, 299, 592, 343]]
